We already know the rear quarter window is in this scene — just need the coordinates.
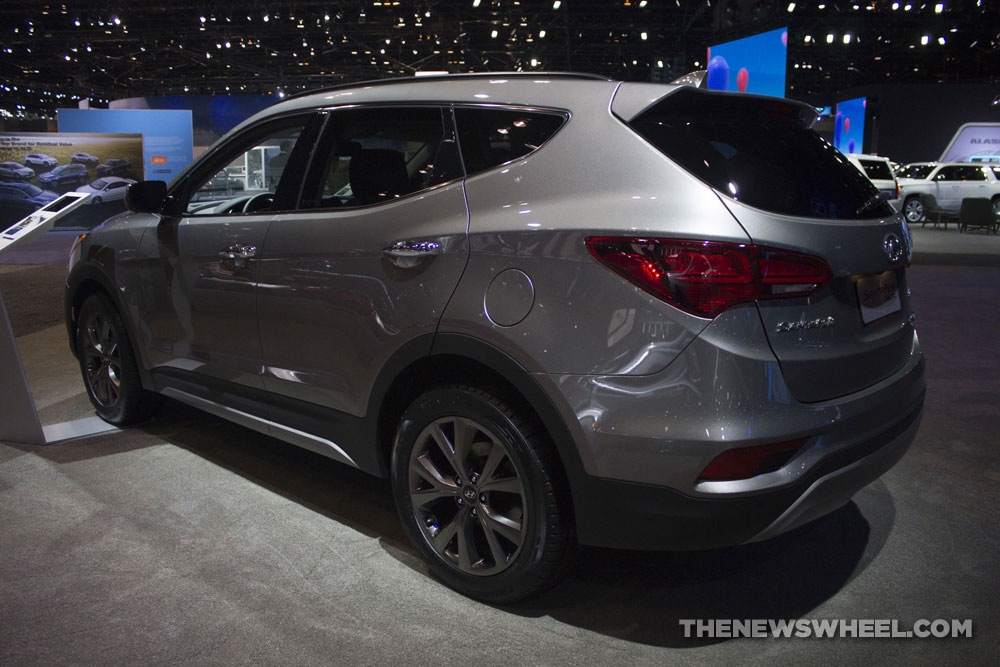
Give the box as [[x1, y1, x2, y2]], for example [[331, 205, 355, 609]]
[[627, 89, 892, 219], [454, 108, 566, 176], [859, 159, 894, 180]]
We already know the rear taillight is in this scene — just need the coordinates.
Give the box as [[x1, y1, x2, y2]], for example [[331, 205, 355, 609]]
[[585, 238, 832, 318], [698, 438, 808, 482]]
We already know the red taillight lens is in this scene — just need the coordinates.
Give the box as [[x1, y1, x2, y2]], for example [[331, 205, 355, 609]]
[[586, 237, 831, 318], [698, 438, 808, 482]]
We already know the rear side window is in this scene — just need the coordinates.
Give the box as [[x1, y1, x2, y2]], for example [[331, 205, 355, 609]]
[[858, 159, 894, 180], [898, 164, 934, 179], [300, 107, 451, 209], [455, 108, 566, 176], [628, 89, 892, 219]]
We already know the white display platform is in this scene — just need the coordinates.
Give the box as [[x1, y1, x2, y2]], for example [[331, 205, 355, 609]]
[[1, 191, 119, 446]]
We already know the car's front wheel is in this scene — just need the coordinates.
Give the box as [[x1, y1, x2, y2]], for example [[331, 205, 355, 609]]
[[91, 196, 102, 205], [903, 196, 924, 224], [76, 293, 156, 425], [391, 385, 571, 603]]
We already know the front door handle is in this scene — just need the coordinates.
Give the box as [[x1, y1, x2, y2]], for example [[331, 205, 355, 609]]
[[219, 244, 256, 270]]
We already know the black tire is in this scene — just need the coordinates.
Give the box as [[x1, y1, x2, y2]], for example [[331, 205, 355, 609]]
[[76, 293, 156, 425], [391, 385, 571, 603], [92, 197, 102, 205]]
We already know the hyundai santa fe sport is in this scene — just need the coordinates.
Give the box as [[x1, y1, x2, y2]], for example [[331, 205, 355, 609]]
[[65, 73, 925, 602]]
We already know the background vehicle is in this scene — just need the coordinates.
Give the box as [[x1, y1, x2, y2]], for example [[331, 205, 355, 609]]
[[65, 74, 925, 602], [845, 153, 900, 205], [71, 152, 100, 165], [96, 158, 132, 177], [75, 176, 137, 205], [0, 161, 35, 180], [38, 163, 89, 189], [23, 153, 58, 170], [897, 161, 1000, 223], [0, 180, 58, 216]]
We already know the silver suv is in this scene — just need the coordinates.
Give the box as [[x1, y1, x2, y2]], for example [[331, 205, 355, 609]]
[[65, 74, 925, 602]]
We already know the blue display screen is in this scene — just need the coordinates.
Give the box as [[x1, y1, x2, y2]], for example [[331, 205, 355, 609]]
[[706, 27, 788, 98], [834, 97, 866, 154]]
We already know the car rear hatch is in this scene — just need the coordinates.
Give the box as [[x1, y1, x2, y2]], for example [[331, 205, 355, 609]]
[[618, 85, 916, 403]]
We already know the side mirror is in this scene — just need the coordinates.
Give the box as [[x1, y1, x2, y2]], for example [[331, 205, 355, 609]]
[[125, 180, 167, 213]]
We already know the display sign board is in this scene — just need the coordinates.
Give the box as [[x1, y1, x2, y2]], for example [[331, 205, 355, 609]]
[[939, 123, 1000, 163], [0, 192, 90, 256], [0, 131, 143, 231], [57, 108, 194, 183], [706, 27, 788, 98], [834, 97, 866, 154]]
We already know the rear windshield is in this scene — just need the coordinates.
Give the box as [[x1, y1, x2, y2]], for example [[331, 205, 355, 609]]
[[627, 89, 892, 219], [858, 159, 894, 180], [898, 164, 935, 179]]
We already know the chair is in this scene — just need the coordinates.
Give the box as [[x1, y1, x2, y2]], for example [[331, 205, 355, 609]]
[[958, 198, 999, 234], [917, 194, 958, 229]]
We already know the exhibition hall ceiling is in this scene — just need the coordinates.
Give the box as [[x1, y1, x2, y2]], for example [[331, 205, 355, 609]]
[[0, 0, 997, 117]]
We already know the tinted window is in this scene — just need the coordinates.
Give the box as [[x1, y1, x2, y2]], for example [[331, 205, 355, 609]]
[[91, 178, 109, 189], [858, 159, 894, 180], [935, 166, 986, 181], [14, 183, 42, 196], [899, 164, 935, 179], [455, 108, 566, 176], [629, 89, 891, 219], [300, 107, 449, 209]]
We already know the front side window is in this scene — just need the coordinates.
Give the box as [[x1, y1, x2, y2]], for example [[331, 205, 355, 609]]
[[301, 107, 449, 209], [185, 116, 309, 215], [899, 164, 934, 179]]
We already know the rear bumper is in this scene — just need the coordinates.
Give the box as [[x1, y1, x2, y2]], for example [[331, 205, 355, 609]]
[[571, 397, 923, 550]]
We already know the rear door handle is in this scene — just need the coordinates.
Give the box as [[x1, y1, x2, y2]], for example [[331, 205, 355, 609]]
[[382, 240, 442, 259]]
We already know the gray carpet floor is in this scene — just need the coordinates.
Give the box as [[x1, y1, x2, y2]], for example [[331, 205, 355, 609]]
[[0, 251, 997, 664]]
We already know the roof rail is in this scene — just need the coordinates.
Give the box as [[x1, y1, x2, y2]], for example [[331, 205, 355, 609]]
[[286, 71, 612, 101]]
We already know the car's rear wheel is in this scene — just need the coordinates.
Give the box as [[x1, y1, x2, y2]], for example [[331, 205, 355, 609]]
[[903, 196, 924, 224], [391, 385, 571, 603], [76, 293, 156, 425]]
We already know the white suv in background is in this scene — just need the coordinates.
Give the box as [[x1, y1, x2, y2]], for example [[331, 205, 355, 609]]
[[845, 154, 899, 206], [896, 162, 1000, 223]]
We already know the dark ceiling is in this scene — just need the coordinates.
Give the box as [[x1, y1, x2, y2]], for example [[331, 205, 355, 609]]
[[1, 0, 998, 118]]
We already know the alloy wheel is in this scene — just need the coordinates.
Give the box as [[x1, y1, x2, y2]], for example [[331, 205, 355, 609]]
[[82, 310, 122, 408], [903, 198, 924, 223], [407, 416, 527, 576]]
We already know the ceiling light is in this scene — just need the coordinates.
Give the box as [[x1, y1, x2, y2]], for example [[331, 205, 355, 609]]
[[826, 33, 834, 43], [921, 35, 929, 45], [539, 29, 546, 38], [640, 32, 648, 40], [491, 29, 498, 38], [473, 0, 481, 6], [843, 33, 851, 44], [935, 2, 944, 11], [938, 36, 946, 45], [553, 0, 561, 8], [787, 2, 795, 10]]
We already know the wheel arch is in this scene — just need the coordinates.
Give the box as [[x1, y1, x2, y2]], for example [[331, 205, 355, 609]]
[[367, 333, 586, 516], [66, 264, 152, 388]]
